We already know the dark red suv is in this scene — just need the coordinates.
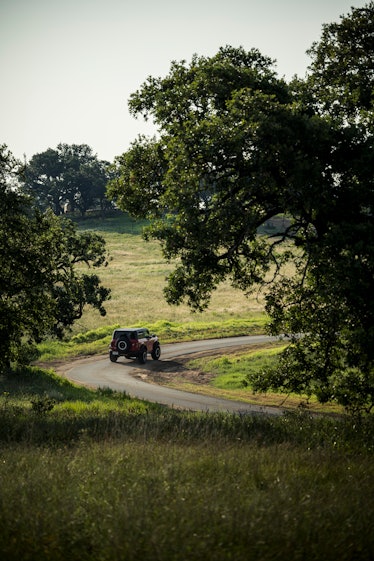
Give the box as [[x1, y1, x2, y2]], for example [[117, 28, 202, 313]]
[[109, 327, 161, 364]]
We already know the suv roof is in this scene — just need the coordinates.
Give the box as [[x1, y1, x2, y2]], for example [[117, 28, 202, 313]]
[[112, 327, 151, 338], [114, 327, 146, 332]]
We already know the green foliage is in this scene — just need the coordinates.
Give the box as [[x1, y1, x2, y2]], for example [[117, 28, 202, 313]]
[[24, 143, 112, 217], [258, 4, 374, 415], [108, 8, 374, 413], [30, 395, 56, 415], [0, 146, 111, 372], [107, 136, 166, 218], [306, 2, 374, 118], [109, 45, 329, 311]]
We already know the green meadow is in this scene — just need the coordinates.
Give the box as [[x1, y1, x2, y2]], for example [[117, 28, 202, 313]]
[[1, 213, 373, 560], [69, 213, 268, 334], [37, 212, 270, 361]]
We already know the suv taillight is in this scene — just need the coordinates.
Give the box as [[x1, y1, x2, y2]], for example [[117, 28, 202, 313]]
[[110, 338, 117, 350]]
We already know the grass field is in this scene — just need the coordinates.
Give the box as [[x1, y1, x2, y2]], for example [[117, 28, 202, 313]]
[[69, 212, 269, 334], [0, 366, 373, 561], [36, 213, 339, 414], [37, 212, 269, 361], [2, 212, 373, 560]]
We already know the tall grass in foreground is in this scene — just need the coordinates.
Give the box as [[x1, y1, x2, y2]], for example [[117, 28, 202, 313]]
[[1, 366, 373, 560], [0, 436, 373, 560]]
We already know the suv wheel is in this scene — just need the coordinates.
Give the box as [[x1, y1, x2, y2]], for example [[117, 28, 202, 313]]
[[109, 352, 118, 363], [138, 347, 147, 364], [151, 343, 161, 360]]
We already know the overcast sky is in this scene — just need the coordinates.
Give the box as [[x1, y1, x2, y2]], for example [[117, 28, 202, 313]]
[[0, 0, 367, 163]]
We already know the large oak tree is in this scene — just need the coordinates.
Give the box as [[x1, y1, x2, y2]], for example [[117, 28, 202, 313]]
[[108, 4, 374, 413]]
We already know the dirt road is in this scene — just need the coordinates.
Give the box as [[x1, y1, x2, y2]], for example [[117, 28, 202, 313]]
[[63, 335, 283, 416]]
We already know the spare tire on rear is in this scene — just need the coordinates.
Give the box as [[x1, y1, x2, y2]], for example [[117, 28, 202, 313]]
[[117, 337, 130, 352]]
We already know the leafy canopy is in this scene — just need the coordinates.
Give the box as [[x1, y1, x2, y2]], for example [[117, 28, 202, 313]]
[[109, 46, 327, 306], [0, 146, 111, 371], [108, 5, 374, 413], [108, 45, 336, 309], [24, 143, 111, 217]]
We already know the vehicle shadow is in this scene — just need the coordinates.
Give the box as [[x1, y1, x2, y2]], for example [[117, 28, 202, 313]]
[[114, 355, 213, 386]]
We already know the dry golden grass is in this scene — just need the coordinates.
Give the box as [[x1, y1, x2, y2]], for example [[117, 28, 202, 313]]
[[73, 216, 269, 334]]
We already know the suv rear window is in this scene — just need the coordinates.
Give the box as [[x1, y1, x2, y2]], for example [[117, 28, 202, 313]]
[[114, 330, 137, 339]]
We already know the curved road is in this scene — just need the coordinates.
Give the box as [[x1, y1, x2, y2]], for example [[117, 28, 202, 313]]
[[65, 335, 283, 416]]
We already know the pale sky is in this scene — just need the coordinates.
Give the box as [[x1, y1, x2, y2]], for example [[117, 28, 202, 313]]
[[0, 0, 367, 163]]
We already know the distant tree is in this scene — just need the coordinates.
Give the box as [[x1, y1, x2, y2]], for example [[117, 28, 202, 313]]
[[91, 159, 114, 214], [108, 11, 374, 415], [0, 145, 111, 371], [57, 143, 110, 217], [25, 143, 111, 217], [24, 148, 65, 214]]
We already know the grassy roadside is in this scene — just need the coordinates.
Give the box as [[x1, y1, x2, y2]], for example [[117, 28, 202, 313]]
[[37, 316, 268, 361], [151, 343, 344, 415]]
